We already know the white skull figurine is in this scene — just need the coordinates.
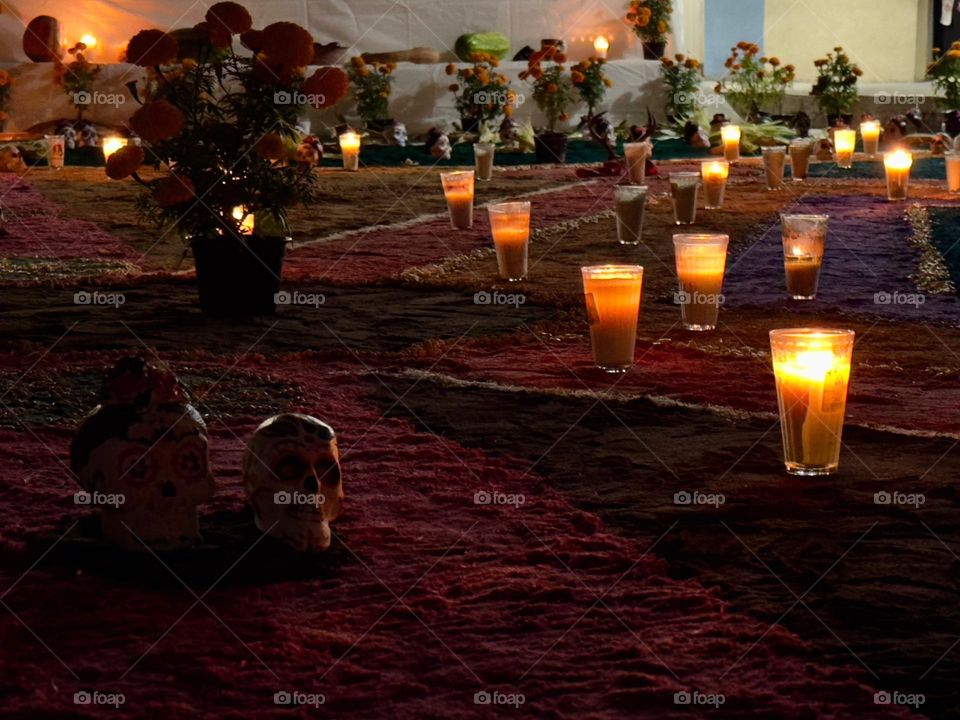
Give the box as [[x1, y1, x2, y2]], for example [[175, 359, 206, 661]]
[[243, 413, 343, 552], [431, 133, 452, 161], [70, 358, 215, 552], [385, 121, 408, 147]]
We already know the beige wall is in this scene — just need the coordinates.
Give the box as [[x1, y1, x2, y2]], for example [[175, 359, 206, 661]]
[[763, 0, 932, 82]]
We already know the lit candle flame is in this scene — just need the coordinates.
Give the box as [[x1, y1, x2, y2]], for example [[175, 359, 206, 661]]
[[593, 36, 609, 58], [232, 206, 255, 235], [101, 136, 127, 160]]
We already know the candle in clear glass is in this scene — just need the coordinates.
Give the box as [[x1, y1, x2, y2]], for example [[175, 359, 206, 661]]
[[593, 36, 609, 59], [581, 265, 644, 373], [623, 142, 652, 184], [833, 129, 856, 169], [44, 134, 65, 170], [700, 160, 729, 209], [488, 201, 531, 281], [860, 120, 880, 157], [670, 172, 700, 225], [339, 131, 361, 171], [101, 136, 127, 161], [781, 214, 828, 300], [721, 125, 741, 163], [474, 143, 495, 181], [762, 146, 787, 190], [884, 150, 912, 201], [789, 139, 812, 181], [947, 151, 960, 193], [770, 328, 855, 476], [614, 185, 647, 245], [673, 234, 728, 331], [440, 170, 475, 229]]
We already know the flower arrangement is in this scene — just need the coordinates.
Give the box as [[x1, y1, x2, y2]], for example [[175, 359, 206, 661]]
[[107, 2, 348, 242], [571, 57, 612, 117], [626, 0, 672, 41], [715, 42, 794, 122], [520, 45, 575, 134], [927, 43, 960, 109], [810, 46, 862, 121], [446, 53, 516, 130], [659, 53, 703, 121], [55, 42, 101, 119], [347, 56, 395, 129]]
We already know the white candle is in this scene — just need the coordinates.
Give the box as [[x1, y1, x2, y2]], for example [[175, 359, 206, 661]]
[[593, 36, 609, 59], [883, 150, 912, 201], [339, 131, 361, 171], [720, 125, 741, 163]]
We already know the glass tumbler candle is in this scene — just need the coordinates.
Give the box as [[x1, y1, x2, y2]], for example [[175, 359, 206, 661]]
[[673, 234, 729, 331], [770, 328, 855, 476], [701, 160, 729, 209], [884, 150, 912, 201], [763, 146, 787, 190], [339, 131, 361, 171], [789, 139, 813, 181], [440, 170, 475, 229], [860, 120, 881, 158], [488, 201, 531, 281], [670, 172, 700, 225], [581, 265, 644, 373], [44, 134, 65, 170], [623, 141, 652, 184], [947, 151, 960, 193], [781, 214, 828, 300], [474, 143, 495, 181], [833, 129, 856, 169], [721, 125, 741, 163], [614, 185, 648, 245]]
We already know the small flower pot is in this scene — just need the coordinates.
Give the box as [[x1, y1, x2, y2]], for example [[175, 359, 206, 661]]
[[460, 114, 480, 134], [191, 233, 288, 317], [534, 132, 568, 164], [641, 39, 666, 60]]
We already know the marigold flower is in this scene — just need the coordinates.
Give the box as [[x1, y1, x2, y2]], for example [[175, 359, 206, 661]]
[[260, 21, 314, 69], [0, 70, 10, 86], [154, 175, 196, 207], [129, 100, 184, 143], [657, 21, 667, 33], [448, 83, 459, 92], [571, 71, 585, 84], [445, 63, 456, 75], [240, 29, 263, 53], [769, 56, 781, 67], [194, 21, 232, 49], [675, 53, 685, 62], [126, 29, 179, 66], [105, 144, 144, 180], [547, 83, 558, 93], [603, 77, 613, 87], [555, 53, 567, 63], [303, 67, 348, 107], [205, 2, 252, 35], [853, 67, 863, 76]]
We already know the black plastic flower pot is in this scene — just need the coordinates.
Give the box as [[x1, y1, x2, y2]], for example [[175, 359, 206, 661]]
[[191, 234, 287, 317]]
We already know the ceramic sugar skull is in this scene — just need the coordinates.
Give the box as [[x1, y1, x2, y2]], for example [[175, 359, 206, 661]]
[[243, 413, 343, 552], [70, 357, 215, 552], [385, 121, 408, 147]]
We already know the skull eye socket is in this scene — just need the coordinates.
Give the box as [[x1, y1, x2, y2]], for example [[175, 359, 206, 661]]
[[315, 459, 341, 486], [275, 454, 308, 482]]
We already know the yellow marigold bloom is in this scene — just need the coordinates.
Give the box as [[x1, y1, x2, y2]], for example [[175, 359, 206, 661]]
[[675, 53, 685, 62], [657, 21, 667, 33], [463, 68, 474, 79], [571, 71, 585, 83], [948, 50, 960, 59], [351, 56, 365, 68], [445, 63, 456, 75], [769, 57, 781, 66]]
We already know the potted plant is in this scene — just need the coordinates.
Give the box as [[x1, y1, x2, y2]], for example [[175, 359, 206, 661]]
[[927, 43, 960, 133], [626, 0, 673, 59], [54, 41, 100, 123], [105, 2, 348, 317], [521, 45, 576, 163], [810, 47, 862, 126], [446, 53, 516, 133], [715, 43, 795, 123], [659, 53, 703, 122], [346, 55, 395, 131], [571, 56, 612, 118]]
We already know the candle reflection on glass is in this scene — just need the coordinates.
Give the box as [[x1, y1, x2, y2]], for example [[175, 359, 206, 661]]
[[700, 160, 729, 209], [440, 170, 475, 229], [581, 264, 643, 373], [860, 120, 880, 158], [770, 328, 855, 476], [833, 129, 856, 169], [781, 214, 828, 300], [721, 125, 741, 163], [339, 131, 361, 171], [884, 149, 912, 201]]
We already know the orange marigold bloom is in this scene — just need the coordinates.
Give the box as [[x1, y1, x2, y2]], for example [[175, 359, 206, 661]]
[[194, 21, 232, 49], [154, 175, 196, 207], [240, 29, 263, 53], [603, 77, 613, 87], [126, 29, 179, 66], [445, 63, 456, 75], [546, 83, 558, 93], [205, 2, 252, 35], [303, 67, 349, 107], [571, 71, 585, 84], [105, 144, 144, 180], [256, 132, 286, 160], [448, 83, 459, 92], [129, 100, 184, 144], [555, 53, 567, 63], [260, 21, 315, 69]]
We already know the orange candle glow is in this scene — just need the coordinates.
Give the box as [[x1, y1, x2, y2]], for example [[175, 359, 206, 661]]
[[440, 170, 475, 229], [232, 206, 255, 235], [700, 160, 729, 209], [673, 234, 728, 331], [593, 36, 609, 59], [720, 125, 741, 163], [101, 136, 127, 161], [770, 328, 855, 476], [339, 131, 361, 171], [883, 150, 912, 201], [488, 201, 531, 281], [833, 129, 856, 168], [860, 120, 880, 157], [581, 265, 644, 373]]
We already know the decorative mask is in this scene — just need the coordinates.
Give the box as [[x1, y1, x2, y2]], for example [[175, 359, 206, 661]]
[[70, 358, 215, 552], [243, 413, 343, 552], [385, 121, 408, 147]]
